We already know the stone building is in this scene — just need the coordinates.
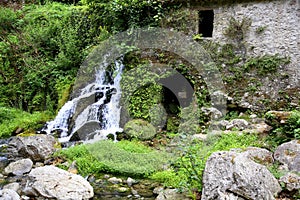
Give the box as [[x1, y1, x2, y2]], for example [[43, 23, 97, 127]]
[[163, 0, 300, 110]]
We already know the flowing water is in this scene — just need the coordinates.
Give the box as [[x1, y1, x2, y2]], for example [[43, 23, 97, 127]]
[[43, 59, 124, 143]]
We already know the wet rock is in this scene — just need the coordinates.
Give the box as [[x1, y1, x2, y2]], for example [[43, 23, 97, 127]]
[[126, 177, 137, 187], [274, 140, 300, 173], [0, 156, 9, 170], [202, 148, 281, 200], [279, 173, 300, 191], [3, 182, 20, 192], [117, 187, 129, 193], [226, 119, 250, 130], [0, 189, 20, 200], [155, 189, 190, 200], [70, 121, 101, 141], [4, 158, 33, 176], [7, 135, 56, 162], [23, 165, 93, 199], [108, 177, 122, 184]]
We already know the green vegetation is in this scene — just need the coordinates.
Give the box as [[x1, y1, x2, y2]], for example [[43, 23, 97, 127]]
[[151, 132, 263, 194], [0, 107, 52, 138], [266, 110, 300, 146], [55, 140, 169, 177], [124, 119, 157, 140]]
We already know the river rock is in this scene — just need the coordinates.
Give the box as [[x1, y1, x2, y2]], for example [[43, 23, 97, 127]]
[[279, 173, 300, 191], [202, 148, 281, 200], [155, 189, 190, 200], [7, 135, 56, 162], [108, 177, 122, 184], [70, 121, 101, 141], [4, 158, 33, 176], [3, 182, 20, 192], [126, 177, 137, 187], [23, 165, 94, 199], [274, 140, 300, 173], [0, 189, 20, 200]]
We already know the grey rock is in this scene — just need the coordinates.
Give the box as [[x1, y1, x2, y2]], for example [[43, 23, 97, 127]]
[[108, 177, 122, 184], [274, 140, 300, 173], [70, 121, 101, 141], [201, 107, 223, 120], [4, 158, 33, 176], [242, 147, 274, 165], [3, 182, 20, 192], [250, 122, 272, 134], [126, 177, 136, 187], [7, 135, 56, 162], [202, 149, 281, 200], [0, 156, 9, 171], [23, 165, 94, 199], [153, 186, 164, 195], [155, 189, 190, 200], [279, 173, 300, 191], [226, 119, 249, 130], [210, 120, 230, 130], [0, 189, 20, 200]]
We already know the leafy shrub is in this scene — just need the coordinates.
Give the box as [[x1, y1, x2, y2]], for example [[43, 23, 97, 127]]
[[244, 55, 290, 75], [267, 110, 300, 146]]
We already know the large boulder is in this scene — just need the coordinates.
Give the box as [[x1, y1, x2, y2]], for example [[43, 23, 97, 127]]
[[202, 148, 281, 200], [4, 158, 33, 176], [274, 140, 300, 173], [6, 135, 56, 162], [0, 189, 20, 200], [23, 165, 94, 199]]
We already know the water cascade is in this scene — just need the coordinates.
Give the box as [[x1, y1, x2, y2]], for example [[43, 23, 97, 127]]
[[43, 60, 124, 143]]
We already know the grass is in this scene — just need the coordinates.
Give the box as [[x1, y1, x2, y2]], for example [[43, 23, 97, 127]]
[[54, 140, 170, 177], [0, 107, 52, 138]]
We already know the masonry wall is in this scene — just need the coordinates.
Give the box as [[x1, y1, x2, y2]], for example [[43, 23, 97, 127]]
[[213, 0, 300, 86]]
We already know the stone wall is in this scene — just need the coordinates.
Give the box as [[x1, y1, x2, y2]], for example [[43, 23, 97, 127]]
[[213, 0, 300, 87]]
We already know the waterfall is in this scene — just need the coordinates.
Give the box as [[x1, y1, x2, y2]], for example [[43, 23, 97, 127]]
[[42, 59, 124, 143]]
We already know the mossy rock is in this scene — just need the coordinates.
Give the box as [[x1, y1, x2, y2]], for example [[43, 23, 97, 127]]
[[124, 119, 156, 140]]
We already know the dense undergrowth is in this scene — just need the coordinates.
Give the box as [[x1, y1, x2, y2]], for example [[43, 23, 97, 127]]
[[0, 107, 52, 138], [1, 0, 300, 199]]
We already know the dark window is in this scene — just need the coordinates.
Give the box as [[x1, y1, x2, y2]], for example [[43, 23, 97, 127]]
[[198, 10, 214, 37]]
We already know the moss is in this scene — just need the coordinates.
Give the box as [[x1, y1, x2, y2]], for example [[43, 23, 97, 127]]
[[124, 119, 157, 140]]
